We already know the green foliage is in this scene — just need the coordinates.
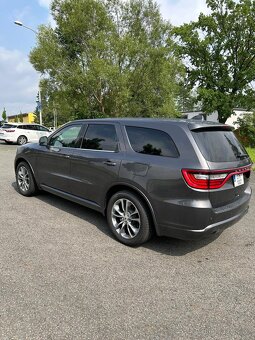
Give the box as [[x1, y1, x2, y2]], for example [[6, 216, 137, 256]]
[[14, 116, 18, 123], [174, 0, 255, 123], [236, 112, 255, 147], [18, 111, 23, 123], [2, 107, 7, 121], [246, 147, 255, 169], [33, 106, 40, 124], [30, 0, 182, 123]]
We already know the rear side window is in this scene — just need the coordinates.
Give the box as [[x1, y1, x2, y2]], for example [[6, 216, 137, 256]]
[[192, 129, 248, 162], [126, 126, 179, 158], [2, 124, 17, 129], [28, 125, 37, 130], [82, 124, 118, 151]]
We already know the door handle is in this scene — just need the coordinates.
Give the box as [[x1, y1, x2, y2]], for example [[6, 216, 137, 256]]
[[50, 147, 60, 152], [103, 160, 117, 166]]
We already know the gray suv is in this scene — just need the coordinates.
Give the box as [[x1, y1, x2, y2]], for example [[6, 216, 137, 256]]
[[15, 119, 252, 246]]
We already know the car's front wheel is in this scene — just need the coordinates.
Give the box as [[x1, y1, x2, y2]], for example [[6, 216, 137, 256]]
[[107, 191, 152, 246], [17, 135, 27, 145], [16, 162, 37, 196]]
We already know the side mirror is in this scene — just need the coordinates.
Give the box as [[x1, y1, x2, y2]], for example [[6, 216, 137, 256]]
[[39, 136, 48, 146]]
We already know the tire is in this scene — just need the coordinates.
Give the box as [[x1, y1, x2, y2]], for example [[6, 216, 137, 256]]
[[16, 161, 37, 196], [107, 191, 153, 246], [17, 135, 27, 145]]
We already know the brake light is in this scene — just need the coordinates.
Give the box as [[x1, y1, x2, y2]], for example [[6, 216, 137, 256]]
[[5, 129, 15, 132], [182, 166, 251, 190]]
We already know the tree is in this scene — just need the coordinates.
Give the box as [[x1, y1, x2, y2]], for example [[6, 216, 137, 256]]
[[18, 111, 23, 122], [14, 116, 18, 123], [30, 0, 182, 122], [174, 0, 255, 123], [236, 112, 255, 147], [2, 107, 7, 122]]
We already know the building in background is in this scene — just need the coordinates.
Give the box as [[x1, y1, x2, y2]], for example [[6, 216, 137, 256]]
[[181, 108, 253, 129], [7, 112, 36, 124]]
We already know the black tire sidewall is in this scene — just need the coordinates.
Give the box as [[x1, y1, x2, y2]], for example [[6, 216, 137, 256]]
[[107, 191, 152, 246], [16, 162, 36, 196]]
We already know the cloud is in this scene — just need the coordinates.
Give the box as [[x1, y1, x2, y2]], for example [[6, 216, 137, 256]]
[[0, 47, 39, 115], [157, 0, 210, 26], [38, 0, 52, 9]]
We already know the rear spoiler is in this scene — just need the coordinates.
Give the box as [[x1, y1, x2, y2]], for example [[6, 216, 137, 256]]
[[188, 122, 233, 132]]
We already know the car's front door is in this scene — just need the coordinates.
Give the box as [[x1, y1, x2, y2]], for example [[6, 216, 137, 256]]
[[70, 123, 123, 207], [36, 125, 51, 139], [36, 123, 84, 193]]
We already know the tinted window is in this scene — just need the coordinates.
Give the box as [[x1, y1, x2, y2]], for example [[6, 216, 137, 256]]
[[33, 125, 49, 131], [82, 124, 118, 151], [192, 129, 249, 162], [49, 125, 82, 148], [38, 125, 49, 132], [29, 125, 37, 130], [126, 126, 179, 157], [2, 124, 17, 129]]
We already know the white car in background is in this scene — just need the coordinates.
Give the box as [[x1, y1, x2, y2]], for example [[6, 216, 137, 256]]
[[0, 123, 51, 145]]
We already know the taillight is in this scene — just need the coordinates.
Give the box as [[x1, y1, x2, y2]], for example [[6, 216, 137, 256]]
[[5, 129, 15, 132], [182, 166, 251, 190]]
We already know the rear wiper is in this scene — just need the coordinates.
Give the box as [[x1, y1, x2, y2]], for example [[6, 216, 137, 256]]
[[236, 153, 248, 159]]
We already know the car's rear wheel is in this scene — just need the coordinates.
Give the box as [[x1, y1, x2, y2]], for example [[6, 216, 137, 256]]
[[16, 162, 37, 196], [17, 135, 27, 145], [107, 191, 152, 246]]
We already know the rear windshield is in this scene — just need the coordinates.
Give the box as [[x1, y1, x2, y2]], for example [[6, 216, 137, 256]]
[[192, 129, 248, 162]]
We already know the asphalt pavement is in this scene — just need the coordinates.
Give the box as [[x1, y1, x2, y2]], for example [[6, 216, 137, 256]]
[[0, 141, 254, 340]]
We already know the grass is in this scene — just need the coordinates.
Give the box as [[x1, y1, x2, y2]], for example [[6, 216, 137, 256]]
[[246, 147, 255, 169]]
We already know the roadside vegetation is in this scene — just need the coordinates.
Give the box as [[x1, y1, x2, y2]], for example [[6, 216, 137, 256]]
[[246, 148, 255, 169], [29, 0, 255, 127]]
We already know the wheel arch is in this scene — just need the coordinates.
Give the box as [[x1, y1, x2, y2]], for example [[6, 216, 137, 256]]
[[104, 183, 159, 235], [15, 157, 36, 177]]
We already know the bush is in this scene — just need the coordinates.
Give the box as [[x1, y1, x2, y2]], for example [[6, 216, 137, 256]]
[[236, 112, 255, 147]]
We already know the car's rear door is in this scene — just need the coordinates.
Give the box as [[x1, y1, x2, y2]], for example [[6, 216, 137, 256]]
[[23, 125, 38, 142], [36, 123, 84, 193], [69, 123, 122, 207]]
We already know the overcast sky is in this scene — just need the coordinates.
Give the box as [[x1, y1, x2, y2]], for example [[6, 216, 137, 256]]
[[0, 0, 209, 117]]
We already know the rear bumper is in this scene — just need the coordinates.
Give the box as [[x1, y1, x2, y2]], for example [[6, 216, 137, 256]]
[[0, 135, 16, 142], [158, 206, 249, 240], [156, 186, 252, 240]]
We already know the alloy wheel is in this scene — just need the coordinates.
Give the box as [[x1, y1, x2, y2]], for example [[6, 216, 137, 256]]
[[18, 136, 27, 145], [18, 166, 30, 192], [111, 198, 141, 239]]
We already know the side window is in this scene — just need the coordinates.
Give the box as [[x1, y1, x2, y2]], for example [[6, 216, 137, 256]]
[[126, 126, 179, 158], [49, 125, 83, 148], [38, 125, 49, 132], [17, 125, 24, 129], [82, 124, 118, 151]]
